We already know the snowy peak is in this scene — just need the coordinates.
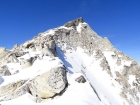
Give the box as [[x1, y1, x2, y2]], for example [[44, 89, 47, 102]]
[[0, 18, 140, 105]]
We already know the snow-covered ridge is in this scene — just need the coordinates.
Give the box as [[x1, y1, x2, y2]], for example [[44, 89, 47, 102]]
[[0, 17, 140, 105]]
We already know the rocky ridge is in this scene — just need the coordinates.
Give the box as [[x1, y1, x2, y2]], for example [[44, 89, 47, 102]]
[[0, 18, 140, 105]]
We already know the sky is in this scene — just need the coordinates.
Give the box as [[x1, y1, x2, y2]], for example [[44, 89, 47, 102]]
[[0, 0, 140, 65]]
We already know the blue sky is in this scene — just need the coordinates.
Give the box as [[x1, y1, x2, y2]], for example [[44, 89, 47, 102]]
[[0, 0, 140, 64]]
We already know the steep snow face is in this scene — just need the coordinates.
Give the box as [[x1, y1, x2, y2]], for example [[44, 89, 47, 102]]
[[0, 18, 140, 105], [56, 47, 127, 105]]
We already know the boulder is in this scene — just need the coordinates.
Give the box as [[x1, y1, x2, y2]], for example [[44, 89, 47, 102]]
[[75, 75, 86, 83], [20, 57, 37, 69], [48, 40, 55, 51], [0, 48, 22, 65], [12, 51, 27, 57], [28, 67, 67, 98], [20, 58, 32, 69], [0, 79, 28, 97], [0, 80, 31, 102], [9, 54, 19, 63], [41, 45, 55, 57], [0, 65, 11, 76]]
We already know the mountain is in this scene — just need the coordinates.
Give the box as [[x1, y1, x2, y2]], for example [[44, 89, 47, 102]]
[[0, 17, 140, 105]]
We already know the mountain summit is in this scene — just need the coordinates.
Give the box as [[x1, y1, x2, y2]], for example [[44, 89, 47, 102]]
[[0, 18, 140, 105]]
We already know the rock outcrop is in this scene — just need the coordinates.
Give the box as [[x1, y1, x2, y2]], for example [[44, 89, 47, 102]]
[[75, 75, 86, 83], [64, 17, 84, 29], [0, 47, 27, 66], [0, 65, 11, 76], [0, 79, 28, 97], [20, 57, 37, 69]]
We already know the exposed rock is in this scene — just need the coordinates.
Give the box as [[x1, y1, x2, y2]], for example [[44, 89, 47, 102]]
[[117, 51, 132, 61], [8, 53, 19, 63], [120, 91, 127, 99], [55, 21, 112, 56], [36, 44, 43, 51], [20, 58, 31, 69], [20, 56, 37, 69], [116, 57, 121, 66], [115, 71, 131, 88], [41, 44, 55, 57], [12, 51, 27, 57], [101, 37, 115, 51], [0, 79, 28, 97], [0, 47, 23, 64], [95, 50, 104, 60], [28, 67, 67, 99], [0, 47, 8, 56], [46, 35, 53, 42], [12, 70, 19, 75], [122, 62, 140, 77], [64, 17, 84, 28], [75, 75, 86, 83], [12, 44, 19, 50], [0, 47, 11, 62], [100, 57, 110, 71], [100, 57, 113, 77], [0, 80, 31, 102], [122, 65, 130, 76], [129, 61, 140, 75], [27, 43, 36, 51], [25, 43, 34, 49], [47, 40, 56, 53], [111, 54, 118, 60], [0, 65, 11, 76]]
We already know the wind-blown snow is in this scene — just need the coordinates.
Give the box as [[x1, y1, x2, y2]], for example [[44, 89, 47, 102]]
[[76, 23, 82, 33]]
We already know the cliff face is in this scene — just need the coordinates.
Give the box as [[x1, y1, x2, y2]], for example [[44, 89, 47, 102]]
[[0, 18, 140, 105]]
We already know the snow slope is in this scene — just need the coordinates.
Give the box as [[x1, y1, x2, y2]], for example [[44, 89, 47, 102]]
[[56, 47, 128, 105]]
